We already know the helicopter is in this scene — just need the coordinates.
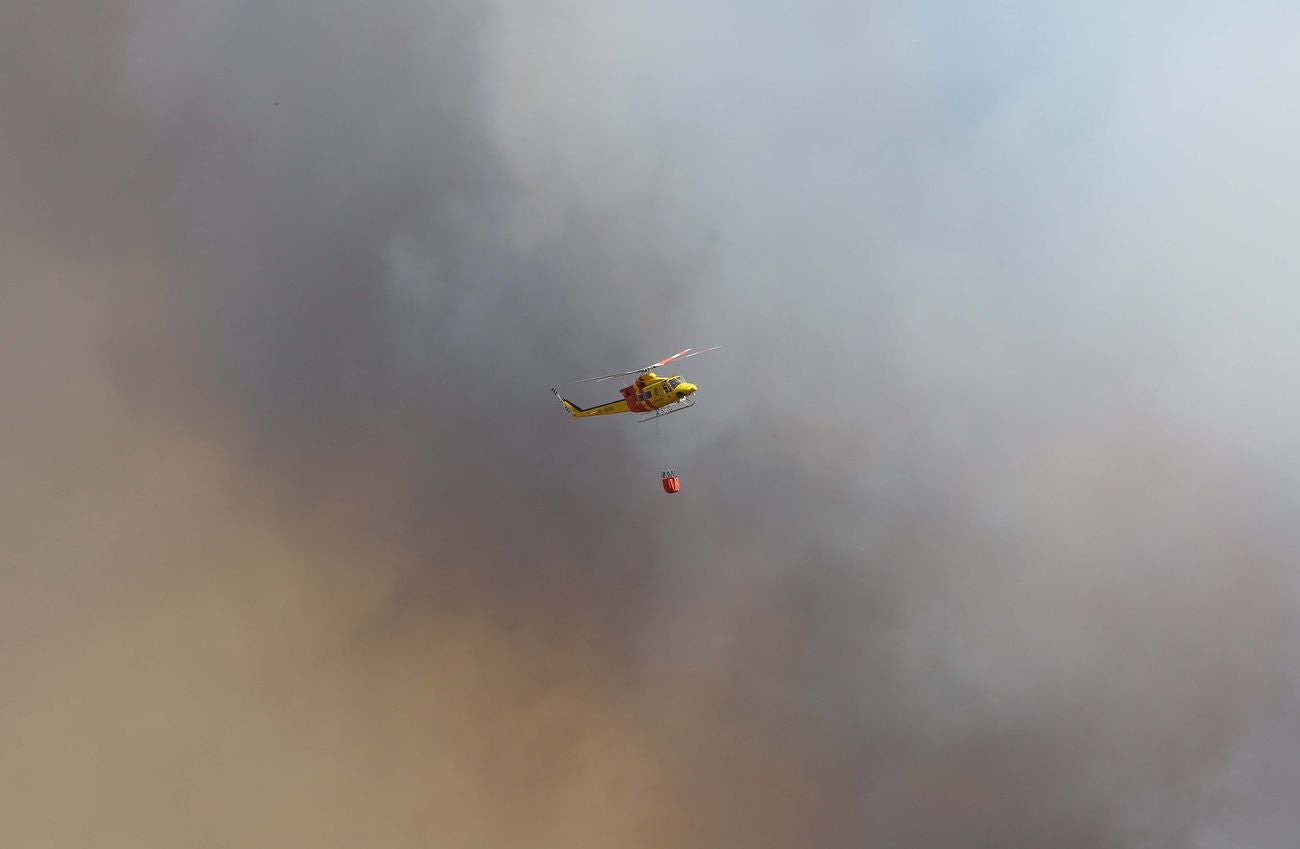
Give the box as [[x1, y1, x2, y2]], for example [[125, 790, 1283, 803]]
[[551, 346, 719, 424]]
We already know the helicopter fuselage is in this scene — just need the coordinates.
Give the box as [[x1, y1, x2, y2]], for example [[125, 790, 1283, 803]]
[[555, 372, 697, 418]]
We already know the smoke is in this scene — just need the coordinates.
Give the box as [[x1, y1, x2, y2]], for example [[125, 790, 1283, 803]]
[[3, 1, 1300, 846]]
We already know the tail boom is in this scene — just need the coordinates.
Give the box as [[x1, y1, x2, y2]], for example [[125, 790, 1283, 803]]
[[551, 388, 630, 418]]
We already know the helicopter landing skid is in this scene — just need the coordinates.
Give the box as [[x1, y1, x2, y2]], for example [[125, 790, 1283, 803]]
[[638, 397, 696, 423]]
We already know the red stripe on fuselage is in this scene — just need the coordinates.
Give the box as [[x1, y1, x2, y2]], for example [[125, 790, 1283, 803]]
[[622, 379, 650, 413]]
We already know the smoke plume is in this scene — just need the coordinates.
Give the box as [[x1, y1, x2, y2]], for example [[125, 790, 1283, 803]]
[[3, 2, 1299, 846]]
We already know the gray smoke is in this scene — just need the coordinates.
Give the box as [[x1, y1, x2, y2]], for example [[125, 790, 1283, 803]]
[[4, 1, 1300, 847]]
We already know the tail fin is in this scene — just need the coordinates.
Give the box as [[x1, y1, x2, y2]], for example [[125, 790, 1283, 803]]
[[551, 387, 586, 416]]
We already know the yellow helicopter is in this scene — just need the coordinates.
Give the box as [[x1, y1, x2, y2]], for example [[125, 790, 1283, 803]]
[[551, 346, 719, 423]]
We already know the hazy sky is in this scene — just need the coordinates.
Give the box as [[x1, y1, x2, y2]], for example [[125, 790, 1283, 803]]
[[4, 2, 1300, 847]]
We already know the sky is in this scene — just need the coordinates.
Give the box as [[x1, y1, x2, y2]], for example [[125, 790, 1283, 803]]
[[4, 2, 1300, 846]]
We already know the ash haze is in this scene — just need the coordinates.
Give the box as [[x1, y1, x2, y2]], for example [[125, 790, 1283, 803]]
[[4, 1, 1300, 846]]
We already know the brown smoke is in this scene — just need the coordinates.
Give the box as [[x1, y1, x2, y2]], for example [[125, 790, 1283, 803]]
[[3, 3, 1298, 847]]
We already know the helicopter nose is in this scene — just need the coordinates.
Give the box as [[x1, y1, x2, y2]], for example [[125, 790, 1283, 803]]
[[677, 383, 697, 398]]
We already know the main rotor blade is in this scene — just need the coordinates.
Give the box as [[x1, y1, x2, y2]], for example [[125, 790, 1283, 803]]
[[648, 348, 694, 369], [570, 346, 720, 384], [571, 368, 644, 384], [674, 345, 720, 362]]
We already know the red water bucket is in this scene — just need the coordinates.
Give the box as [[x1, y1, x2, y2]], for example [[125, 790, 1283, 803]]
[[661, 470, 680, 494]]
